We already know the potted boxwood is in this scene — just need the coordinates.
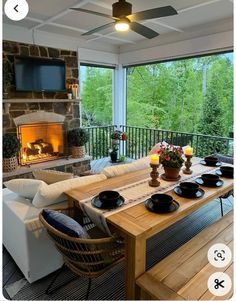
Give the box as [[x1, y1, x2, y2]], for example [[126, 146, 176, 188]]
[[3, 134, 20, 172], [67, 128, 89, 158]]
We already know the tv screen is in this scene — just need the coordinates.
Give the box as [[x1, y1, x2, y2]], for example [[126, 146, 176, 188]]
[[14, 56, 66, 92]]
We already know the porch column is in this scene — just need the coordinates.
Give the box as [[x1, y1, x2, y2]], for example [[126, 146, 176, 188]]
[[113, 64, 126, 130]]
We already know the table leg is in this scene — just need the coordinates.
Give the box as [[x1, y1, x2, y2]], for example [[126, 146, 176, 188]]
[[125, 235, 146, 300]]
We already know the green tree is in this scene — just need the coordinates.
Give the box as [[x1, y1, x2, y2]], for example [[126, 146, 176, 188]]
[[81, 67, 113, 126]]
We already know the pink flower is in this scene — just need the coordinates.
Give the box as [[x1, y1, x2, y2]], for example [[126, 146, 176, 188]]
[[165, 155, 171, 161]]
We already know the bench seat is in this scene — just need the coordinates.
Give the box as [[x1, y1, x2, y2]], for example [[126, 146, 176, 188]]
[[136, 211, 233, 300]]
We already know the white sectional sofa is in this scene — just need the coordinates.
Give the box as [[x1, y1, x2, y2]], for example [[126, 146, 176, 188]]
[[3, 174, 107, 283], [3, 157, 150, 283]]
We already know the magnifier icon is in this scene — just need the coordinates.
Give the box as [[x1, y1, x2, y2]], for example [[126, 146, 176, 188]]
[[217, 253, 223, 259]]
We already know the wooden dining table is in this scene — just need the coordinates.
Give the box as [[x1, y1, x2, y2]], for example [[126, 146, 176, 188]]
[[65, 157, 233, 300]]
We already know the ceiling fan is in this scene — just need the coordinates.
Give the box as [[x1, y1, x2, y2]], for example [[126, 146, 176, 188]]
[[71, 0, 177, 39]]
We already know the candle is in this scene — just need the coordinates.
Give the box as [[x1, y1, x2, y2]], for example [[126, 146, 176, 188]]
[[150, 154, 159, 165], [185, 147, 193, 156]]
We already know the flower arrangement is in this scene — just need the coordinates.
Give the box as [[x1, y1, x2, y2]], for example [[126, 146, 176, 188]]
[[111, 130, 127, 141], [155, 142, 184, 168]]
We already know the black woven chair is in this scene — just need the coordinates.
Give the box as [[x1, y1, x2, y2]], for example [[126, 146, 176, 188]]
[[214, 153, 234, 216], [39, 207, 124, 299]]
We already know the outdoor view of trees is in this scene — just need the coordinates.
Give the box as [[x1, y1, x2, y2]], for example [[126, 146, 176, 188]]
[[80, 65, 113, 126], [80, 52, 233, 138], [127, 52, 233, 138]]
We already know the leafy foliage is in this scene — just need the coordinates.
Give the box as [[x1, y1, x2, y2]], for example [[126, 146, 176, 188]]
[[80, 53, 233, 141], [3, 134, 20, 158], [67, 128, 89, 147], [157, 143, 184, 168]]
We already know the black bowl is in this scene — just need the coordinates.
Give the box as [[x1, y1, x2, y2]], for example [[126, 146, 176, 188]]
[[201, 174, 219, 185], [220, 166, 234, 177], [98, 190, 120, 205], [179, 182, 199, 196], [151, 194, 173, 208], [204, 156, 219, 166]]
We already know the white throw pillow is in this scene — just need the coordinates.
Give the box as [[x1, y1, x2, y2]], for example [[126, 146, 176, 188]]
[[4, 179, 45, 199], [33, 169, 73, 184], [101, 156, 150, 178], [32, 174, 107, 208]]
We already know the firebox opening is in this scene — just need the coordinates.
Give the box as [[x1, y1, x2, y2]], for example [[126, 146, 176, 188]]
[[18, 123, 65, 165]]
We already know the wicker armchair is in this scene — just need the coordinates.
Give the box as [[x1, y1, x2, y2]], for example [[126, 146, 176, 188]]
[[39, 207, 124, 299]]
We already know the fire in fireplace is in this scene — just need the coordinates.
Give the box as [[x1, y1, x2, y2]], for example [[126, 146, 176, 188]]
[[17, 123, 65, 165]]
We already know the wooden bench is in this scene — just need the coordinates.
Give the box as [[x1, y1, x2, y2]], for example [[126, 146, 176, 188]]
[[136, 211, 233, 300]]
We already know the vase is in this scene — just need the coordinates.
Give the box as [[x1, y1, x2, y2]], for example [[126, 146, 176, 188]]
[[163, 166, 181, 180], [110, 152, 118, 162]]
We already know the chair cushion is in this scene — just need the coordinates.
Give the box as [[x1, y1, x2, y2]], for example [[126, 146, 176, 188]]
[[33, 169, 73, 184], [215, 153, 234, 164], [32, 174, 107, 208], [42, 209, 90, 239], [4, 179, 45, 199]]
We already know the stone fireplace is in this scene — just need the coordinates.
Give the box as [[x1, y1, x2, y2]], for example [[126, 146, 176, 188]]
[[3, 41, 91, 180], [14, 111, 66, 165]]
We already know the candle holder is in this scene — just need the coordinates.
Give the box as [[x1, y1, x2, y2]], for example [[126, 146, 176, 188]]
[[149, 163, 160, 187], [183, 155, 193, 174]]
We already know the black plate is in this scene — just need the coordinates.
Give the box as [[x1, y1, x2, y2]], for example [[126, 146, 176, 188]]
[[215, 169, 233, 178], [174, 186, 205, 199], [91, 195, 125, 209], [194, 177, 224, 187], [145, 199, 179, 213], [200, 160, 222, 167]]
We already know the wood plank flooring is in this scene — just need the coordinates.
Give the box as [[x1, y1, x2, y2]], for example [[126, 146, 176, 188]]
[[91, 157, 134, 173]]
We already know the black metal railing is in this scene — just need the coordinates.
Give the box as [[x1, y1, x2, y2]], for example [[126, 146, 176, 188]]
[[84, 125, 116, 159], [120, 125, 233, 159], [84, 125, 233, 160]]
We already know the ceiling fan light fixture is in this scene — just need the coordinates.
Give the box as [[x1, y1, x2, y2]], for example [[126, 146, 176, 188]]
[[115, 19, 130, 31]]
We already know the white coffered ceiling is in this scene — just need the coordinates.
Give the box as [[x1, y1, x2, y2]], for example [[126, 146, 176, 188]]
[[3, 0, 233, 50]]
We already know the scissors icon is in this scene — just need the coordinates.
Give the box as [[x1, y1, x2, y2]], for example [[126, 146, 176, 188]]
[[214, 279, 225, 289]]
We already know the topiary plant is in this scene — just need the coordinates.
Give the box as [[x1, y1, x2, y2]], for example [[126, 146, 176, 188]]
[[67, 128, 89, 147], [3, 134, 21, 158]]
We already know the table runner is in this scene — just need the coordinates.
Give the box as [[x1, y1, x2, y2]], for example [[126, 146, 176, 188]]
[[79, 162, 223, 235]]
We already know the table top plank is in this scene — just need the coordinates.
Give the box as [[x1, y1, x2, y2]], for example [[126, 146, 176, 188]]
[[65, 160, 233, 239], [107, 178, 233, 238]]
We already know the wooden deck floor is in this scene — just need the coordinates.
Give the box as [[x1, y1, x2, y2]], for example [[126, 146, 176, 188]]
[[90, 157, 134, 173]]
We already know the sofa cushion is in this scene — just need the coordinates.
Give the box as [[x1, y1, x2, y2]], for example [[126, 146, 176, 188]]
[[4, 179, 45, 199], [32, 174, 107, 208], [101, 157, 150, 178], [42, 209, 90, 238], [33, 169, 73, 184], [215, 153, 234, 165]]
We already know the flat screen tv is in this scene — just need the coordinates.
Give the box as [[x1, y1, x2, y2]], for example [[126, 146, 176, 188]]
[[14, 56, 66, 92]]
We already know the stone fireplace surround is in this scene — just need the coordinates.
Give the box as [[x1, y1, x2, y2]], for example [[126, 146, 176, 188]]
[[3, 41, 91, 179]]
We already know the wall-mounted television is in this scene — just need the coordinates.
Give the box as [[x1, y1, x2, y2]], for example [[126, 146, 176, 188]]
[[14, 56, 66, 92]]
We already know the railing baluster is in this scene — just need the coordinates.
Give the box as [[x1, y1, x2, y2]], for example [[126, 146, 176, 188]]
[[83, 125, 233, 159]]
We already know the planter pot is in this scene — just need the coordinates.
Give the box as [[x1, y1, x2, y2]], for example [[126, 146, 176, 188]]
[[3, 156, 18, 172], [110, 152, 118, 163], [71, 146, 85, 158], [112, 139, 119, 145], [163, 166, 181, 180]]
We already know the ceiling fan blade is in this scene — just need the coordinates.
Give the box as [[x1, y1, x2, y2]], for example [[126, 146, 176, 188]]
[[82, 22, 115, 36], [130, 22, 159, 39], [71, 8, 118, 20], [128, 6, 177, 22]]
